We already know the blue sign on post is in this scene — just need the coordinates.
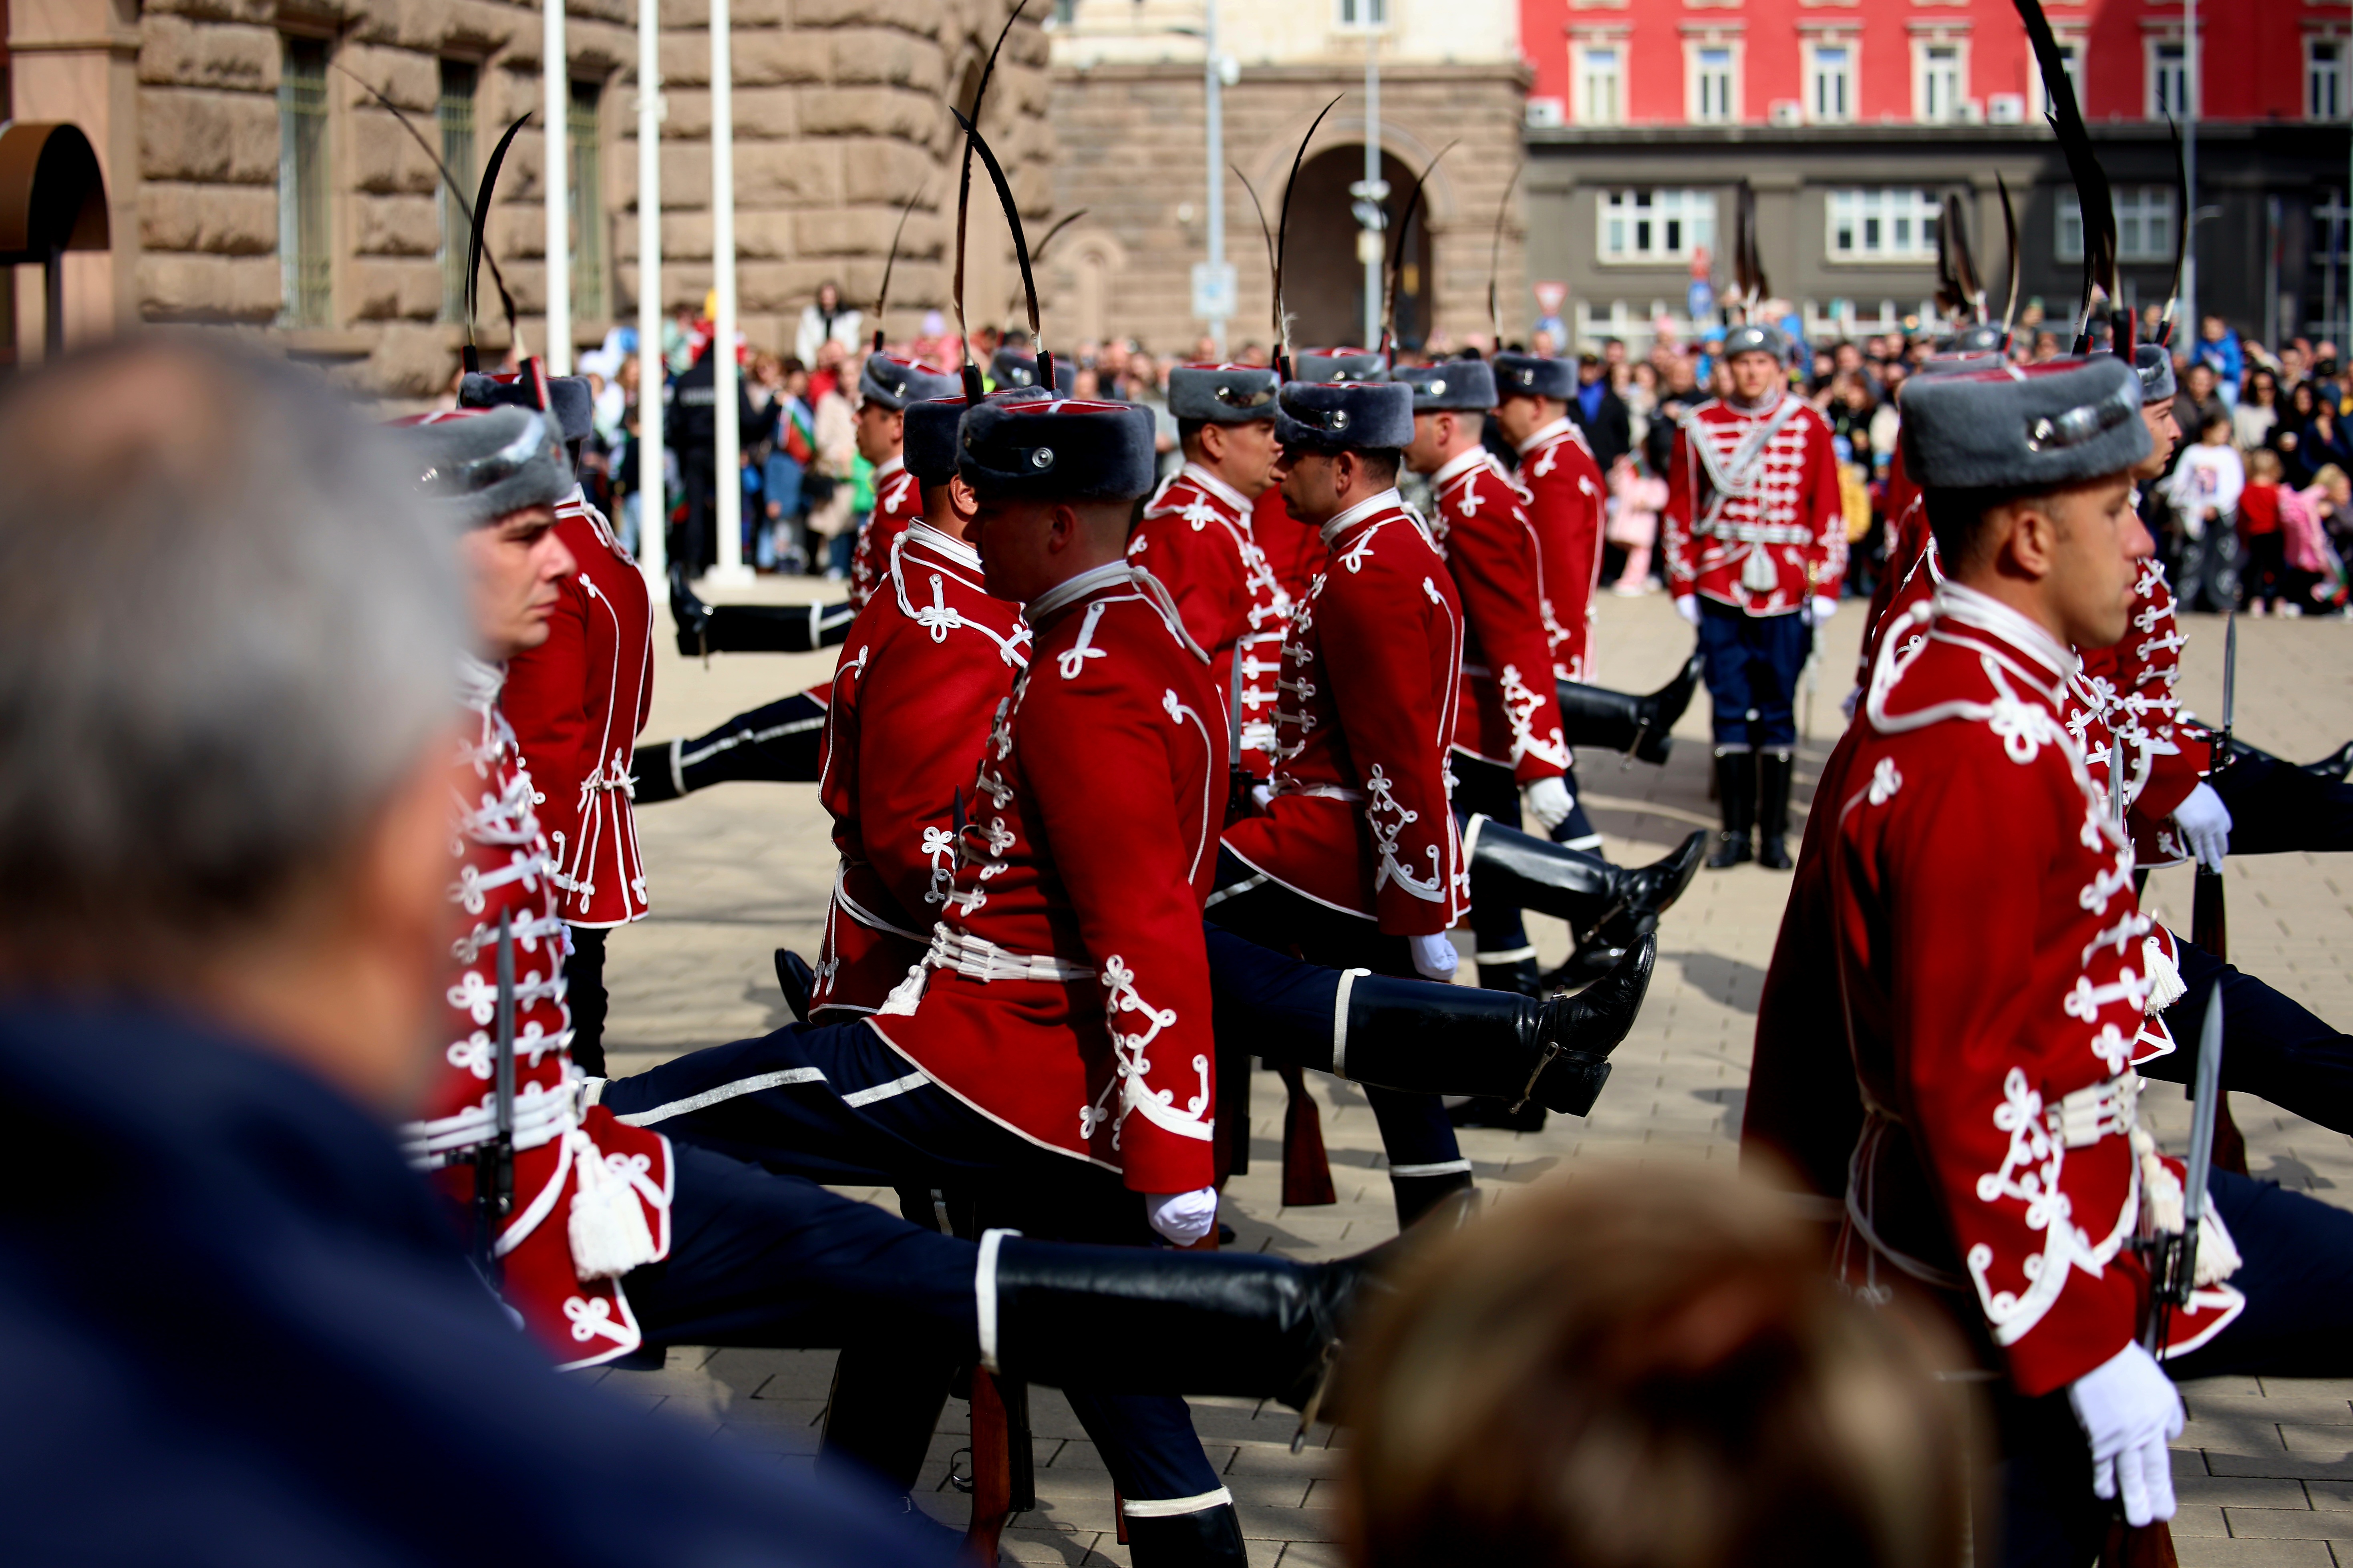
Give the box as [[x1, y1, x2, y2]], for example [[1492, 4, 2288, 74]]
[[1688, 279, 1715, 324]]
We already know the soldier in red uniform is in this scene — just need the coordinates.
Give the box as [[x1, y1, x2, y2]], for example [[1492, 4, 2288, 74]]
[[1663, 323, 1846, 870], [1128, 362, 1288, 779], [1250, 351, 1379, 603], [455, 373, 653, 1077]]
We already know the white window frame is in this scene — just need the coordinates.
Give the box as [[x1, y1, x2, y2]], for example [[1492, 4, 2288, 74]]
[[1573, 40, 1627, 127], [2056, 186, 2176, 265], [1806, 40, 1856, 125], [2309, 35, 2347, 123], [1913, 38, 1967, 125], [1825, 189, 1942, 264], [2148, 38, 2188, 121], [1687, 40, 1741, 125], [2027, 34, 2085, 118], [1335, 0, 1389, 31], [1596, 189, 1719, 266]]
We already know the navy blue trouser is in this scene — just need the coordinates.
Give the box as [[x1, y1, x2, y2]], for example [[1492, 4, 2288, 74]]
[[1695, 598, 1811, 750], [656, 690, 830, 793], [1991, 1170, 2353, 1566], [601, 1023, 1226, 1510], [1202, 849, 1469, 1196], [1448, 753, 1603, 984], [2143, 938, 2353, 1138], [2212, 744, 2353, 856]]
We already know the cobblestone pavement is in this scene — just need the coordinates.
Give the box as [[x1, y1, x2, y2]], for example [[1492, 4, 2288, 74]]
[[600, 573, 2353, 1565]]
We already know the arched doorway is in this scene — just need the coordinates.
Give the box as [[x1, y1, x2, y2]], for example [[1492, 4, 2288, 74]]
[[1280, 145, 1434, 351]]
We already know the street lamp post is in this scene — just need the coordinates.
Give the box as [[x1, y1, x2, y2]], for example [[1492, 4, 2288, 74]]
[[2182, 0, 2199, 335], [708, 0, 750, 585], [1355, 32, 1385, 349], [634, 0, 665, 580], [1204, 0, 1226, 358], [544, 0, 571, 375]]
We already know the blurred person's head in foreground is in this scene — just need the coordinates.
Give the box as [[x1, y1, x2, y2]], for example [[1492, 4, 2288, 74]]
[[0, 336, 475, 1112], [1338, 1164, 1969, 1568]]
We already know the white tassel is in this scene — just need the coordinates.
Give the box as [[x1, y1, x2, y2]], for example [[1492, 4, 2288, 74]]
[[2195, 1202, 2244, 1287], [2142, 936, 2188, 1014], [567, 1129, 657, 1282]]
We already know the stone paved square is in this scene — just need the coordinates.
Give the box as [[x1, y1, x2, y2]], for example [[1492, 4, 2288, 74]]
[[601, 578, 2353, 1564]]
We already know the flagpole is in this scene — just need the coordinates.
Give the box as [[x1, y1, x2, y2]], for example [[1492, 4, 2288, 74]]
[[708, 0, 751, 584], [543, 0, 572, 374], [633, 0, 666, 580]]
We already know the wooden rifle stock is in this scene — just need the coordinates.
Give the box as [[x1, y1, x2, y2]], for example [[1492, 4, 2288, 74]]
[[963, 1369, 1033, 1563], [1278, 1062, 1338, 1207], [2101, 1517, 2180, 1567]]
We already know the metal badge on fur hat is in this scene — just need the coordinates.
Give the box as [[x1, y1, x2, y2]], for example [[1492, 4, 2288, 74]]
[[989, 347, 1079, 395], [401, 406, 570, 529], [1897, 356, 2150, 492], [957, 397, 1157, 501], [1392, 358, 1498, 413], [1274, 379, 1415, 452], [1720, 323, 1791, 362], [2133, 342, 2177, 405], [1944, 323, 2010, 356], [860, 352, 962, 412], [1167, 363, 1280, 423], [460, 371, 594, 444], [903, 394, 972, 486], [1490, 351, 1577, 402], [1292, 348, 1385, 382]]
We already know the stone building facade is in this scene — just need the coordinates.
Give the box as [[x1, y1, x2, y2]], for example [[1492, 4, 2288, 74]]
[[9, 0, 1050, 396], [1046, 0, 1531, 358]]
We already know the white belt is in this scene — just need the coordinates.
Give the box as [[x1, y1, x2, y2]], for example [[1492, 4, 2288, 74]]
[[1276, 782, 1366, 803], [399, 1076, 582, 1168], [924, 927, 1096, 986], [2050, 1076, 2135, 1149], [1695, 520, 1812, 545]]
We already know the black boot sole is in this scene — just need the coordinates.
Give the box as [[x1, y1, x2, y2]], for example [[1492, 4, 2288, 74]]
[[1707, 836, 1752, 869], [1448, 1095, 1549, 1132], [1756, 837, 1793, 870], [1632, 651, 1705, 766]]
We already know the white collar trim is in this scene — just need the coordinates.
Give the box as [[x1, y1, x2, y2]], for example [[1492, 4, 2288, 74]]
[[904, 519, 980, 572], [1026, 560, 1135, 624], [1178, 461, 1250, 515], [1318, 486, 1405, 547], [1517, 417, 1574, 456], [1934, 581, 2076, 684], [1431, 447, 1492, 489], [873, 454, 905, 481]]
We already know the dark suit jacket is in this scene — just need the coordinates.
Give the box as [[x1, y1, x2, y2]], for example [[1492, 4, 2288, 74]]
[[1569, 382, 1632, 473]]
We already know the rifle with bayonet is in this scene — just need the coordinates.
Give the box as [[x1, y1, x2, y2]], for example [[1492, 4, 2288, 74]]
[[2189, 611, 2247, 1177], [474, 909, 517, 1270]]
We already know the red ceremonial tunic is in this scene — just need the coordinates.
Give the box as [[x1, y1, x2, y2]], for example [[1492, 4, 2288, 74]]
[[1426, 446, 1571, 784], [503, 491, 654, 929], [866, 563, 1226, 1194], [1856, 495, 1935, 691], [1514, 418, 1608, 682], [1129, 462, 1291, 778], [1222, 489, 1471, 939], [1814, 585, 2233, 1394], [813, 522, 1032, 1018], [404, 661, 674, 1371], [1664, 392, 1847, 617], [1253, 484, 1326, 609], [847, 455, 922, 611]]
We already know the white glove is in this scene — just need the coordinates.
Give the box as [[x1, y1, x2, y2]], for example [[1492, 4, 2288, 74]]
[[1521, 775, 1575, 833], [1145, 1186, 1220, 1246], [2173, 781, 2233, 873], [1675, 595, 1701, 626], [1251, 782, 1272, 812], [1810, 596, 1839, 624], [2067, 1343, 2184, 1528], [1409, 931, 1460, 981]]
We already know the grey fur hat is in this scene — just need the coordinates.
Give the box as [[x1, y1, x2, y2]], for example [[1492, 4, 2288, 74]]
[[1291, 348, 1385, 383], [958, 396, 1156, 502], [1942, 324, 2011, 356], [1392, 358, 1498, 414], [1274, 378, 1415, 453], [1898, 356, 2150, 492], [859, 352, 963, 412], [1721, 322, 1791, 362], [989, 347, 1080, 396], [2134, 342, 2177, 405], [459, 372, 594, 444], [1166, 363, 1280, 423], [399, 407, 571, 530], [903, 395, 972, 486], [1492, 351, 1576, 402]]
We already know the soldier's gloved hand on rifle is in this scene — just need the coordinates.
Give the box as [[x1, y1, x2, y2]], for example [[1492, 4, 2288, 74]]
[[2067, 1341, 2184, 1527], [1409, 933, 1459, 982], [1520, 776, 1574, 834], [1809, 595, 1839, 624], [2173, 781, 2233, 873], [1145, 1186, 1220, 1246]]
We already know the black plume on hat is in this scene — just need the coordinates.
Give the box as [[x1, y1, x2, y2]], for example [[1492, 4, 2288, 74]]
[[1391, 358, 1498, 414], [1491, 351, 1576, 401], [1274, 379, 1415, 453], [1167, 363, 1280, 423], [958, 396, 1157, 502], [1898, 356, 2149, 491], [460, 372, 594, 444], [990, 346, 1079, 395]]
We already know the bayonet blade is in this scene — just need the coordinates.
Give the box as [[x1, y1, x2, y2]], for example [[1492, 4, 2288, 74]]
[[2178, 977, 2228, 1302], [2221, 608, 2238, 742]]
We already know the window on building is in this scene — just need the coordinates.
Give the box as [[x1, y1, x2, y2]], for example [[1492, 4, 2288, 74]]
[[1915, 42, 1963, 124], [1337, 0, 1387, 28], [2310, 38, 2345, 122], [1575, 43, 1625, 126], [1826, 189, 1941, 262], [1598, 189, 1717, 264], [278, 37, 332, 328], [569, 80, 605, 320], [2030, 37, 2085, 115], [2149, 40, 2188, 119], [1808, 43, 1855, 124], [437, 61, 477, 325], [1690, 46, 1736, 124], [2056, 187, 2176, 264]]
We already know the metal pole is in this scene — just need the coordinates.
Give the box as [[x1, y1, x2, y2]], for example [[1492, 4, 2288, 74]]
[[43, 246, 62, 360], [1361, 34, 1381, 349], [1205, 0, 1226, 359], [634, 0, 666, 581], [544, 0, 572, 374], [2182, 0, 2199, 335], [709, 0, 750, 584]]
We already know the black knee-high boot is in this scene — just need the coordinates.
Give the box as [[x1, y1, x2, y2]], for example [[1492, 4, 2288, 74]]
[[1463, 816, 1705, 986], [1709, 748, 1755, 868], [1553, 649, 1703, 764], [669, 564, 854, 657], [1756, 748, 1795, 870], [631, 691, 831, 802]]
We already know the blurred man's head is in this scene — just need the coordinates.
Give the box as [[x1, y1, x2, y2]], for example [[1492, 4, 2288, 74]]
[[0, 341, 468, 1108]]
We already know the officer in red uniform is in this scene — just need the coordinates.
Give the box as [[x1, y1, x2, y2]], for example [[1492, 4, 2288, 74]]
[[1663, 323, 1846, 869], [1128, 362, 1288, 778], [457, 373, 653, 1077]]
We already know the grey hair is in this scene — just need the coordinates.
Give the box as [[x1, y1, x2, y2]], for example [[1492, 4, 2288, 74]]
[[0, 337, 464, 958]]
